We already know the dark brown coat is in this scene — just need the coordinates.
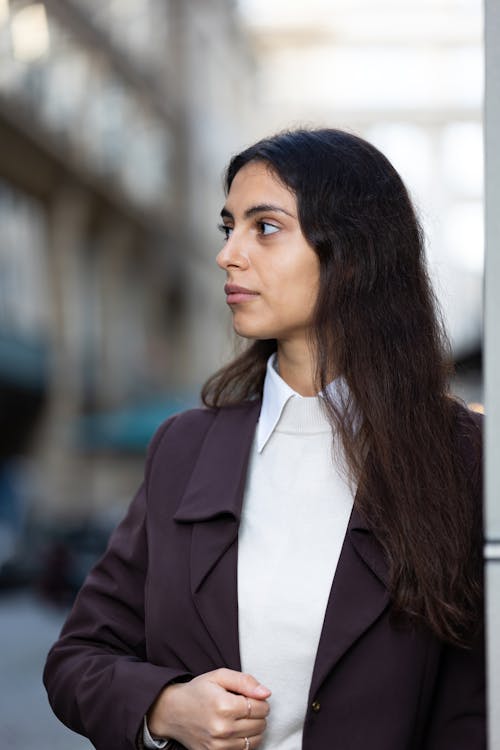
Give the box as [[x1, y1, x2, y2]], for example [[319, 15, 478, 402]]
[[43, 399, 485, 750]]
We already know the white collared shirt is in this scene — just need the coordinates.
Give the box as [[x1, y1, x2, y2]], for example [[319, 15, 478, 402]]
[[256, 351, 348, 452]]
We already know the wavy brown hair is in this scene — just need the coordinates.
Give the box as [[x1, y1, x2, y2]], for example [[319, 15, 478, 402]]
[[201, 129, 482, 646]]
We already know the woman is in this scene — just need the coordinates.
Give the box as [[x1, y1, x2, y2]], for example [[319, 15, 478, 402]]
[[44, 129, 485, 750]]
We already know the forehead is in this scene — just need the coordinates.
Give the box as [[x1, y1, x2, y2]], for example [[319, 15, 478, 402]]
[[225, 161, 296, 213]]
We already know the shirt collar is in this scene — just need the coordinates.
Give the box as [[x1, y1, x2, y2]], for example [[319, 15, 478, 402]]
[[256, 353, 298, 452], [256, 353, 346, 453]]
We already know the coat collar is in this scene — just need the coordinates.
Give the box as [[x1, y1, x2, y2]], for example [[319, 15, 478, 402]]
[[308, 505, 390, 699], [174, 398, 390, 685], [174, 399, 261, 525], [173, 400, 261, 670]]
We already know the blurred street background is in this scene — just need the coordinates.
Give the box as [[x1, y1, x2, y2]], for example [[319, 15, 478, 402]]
[[0, 0, 484, 747]]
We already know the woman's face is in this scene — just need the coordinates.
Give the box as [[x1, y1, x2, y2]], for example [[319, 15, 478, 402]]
[[216, 161, 320, 346]]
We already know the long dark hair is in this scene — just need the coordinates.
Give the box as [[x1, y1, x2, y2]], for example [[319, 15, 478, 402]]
[[201, 128, 482, 645]]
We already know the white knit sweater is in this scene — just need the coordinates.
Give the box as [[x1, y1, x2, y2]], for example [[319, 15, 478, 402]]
[[237, 357, 354, 750]]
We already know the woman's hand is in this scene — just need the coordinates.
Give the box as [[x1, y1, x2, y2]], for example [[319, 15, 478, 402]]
[[147, 668, 271, 750]]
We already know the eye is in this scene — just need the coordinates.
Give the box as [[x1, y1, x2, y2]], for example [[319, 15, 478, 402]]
[[257, 221, 280, 236], [217, 223, 233, 241]]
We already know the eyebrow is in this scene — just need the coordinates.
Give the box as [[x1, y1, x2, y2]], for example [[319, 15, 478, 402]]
[[220, 203, 295, 221]]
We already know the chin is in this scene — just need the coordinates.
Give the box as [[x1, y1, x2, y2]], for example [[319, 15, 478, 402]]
[[230, 311, 282, 341], [232, 323, 275, 340]]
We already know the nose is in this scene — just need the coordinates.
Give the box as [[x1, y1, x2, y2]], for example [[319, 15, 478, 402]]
[[216, 232, 249, 271]]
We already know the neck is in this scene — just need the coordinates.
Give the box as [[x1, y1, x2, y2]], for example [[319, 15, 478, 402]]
[[276, 341, 317, 396]]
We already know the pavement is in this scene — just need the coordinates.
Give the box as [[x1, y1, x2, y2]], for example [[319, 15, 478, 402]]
[[0, 590, 91, 749]]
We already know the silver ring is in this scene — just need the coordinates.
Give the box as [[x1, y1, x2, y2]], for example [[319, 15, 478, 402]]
[[243, 738, 250, 750], [246, 699, 252, 718]]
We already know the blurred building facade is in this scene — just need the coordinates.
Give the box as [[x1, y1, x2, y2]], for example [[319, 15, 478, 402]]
[[0, 0, 255, 529], [0, 0, 484, 538]]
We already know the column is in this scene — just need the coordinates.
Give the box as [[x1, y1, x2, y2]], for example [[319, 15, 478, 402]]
[[484, 0, 500, 746]]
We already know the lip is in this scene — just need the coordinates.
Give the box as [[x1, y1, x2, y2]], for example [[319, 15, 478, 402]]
[[224, 283, 259, 305]]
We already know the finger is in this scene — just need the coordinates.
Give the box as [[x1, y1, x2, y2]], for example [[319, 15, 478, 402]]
[[212, 669, 271, 700], [237, 695, 270, 721], [243, 695, 252, 719], [231, 732, 265, 750], [232, 718, 267, 737]]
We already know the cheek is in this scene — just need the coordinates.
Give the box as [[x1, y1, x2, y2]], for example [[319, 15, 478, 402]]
[[291, 260, 320, 307], [269, 250, 319, 287], [273, 269, 319, 324]]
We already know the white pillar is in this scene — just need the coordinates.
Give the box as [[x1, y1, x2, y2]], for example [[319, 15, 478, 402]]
[[484, 1, 500, 747]]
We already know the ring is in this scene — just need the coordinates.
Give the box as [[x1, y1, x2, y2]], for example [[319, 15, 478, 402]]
[[246, 699, 252, 719], [243, 738, 250, 750]]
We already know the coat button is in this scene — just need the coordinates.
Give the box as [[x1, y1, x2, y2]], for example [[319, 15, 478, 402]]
[[311, 700, 321, 712]]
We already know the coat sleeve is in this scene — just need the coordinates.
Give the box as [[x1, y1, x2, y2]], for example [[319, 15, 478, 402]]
[[43, 417, 192, 750]]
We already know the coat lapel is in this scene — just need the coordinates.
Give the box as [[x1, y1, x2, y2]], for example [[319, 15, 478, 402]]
[[174, 399, 390, 691], [173, 400, 261, 671], [309, 502, 390, 699]]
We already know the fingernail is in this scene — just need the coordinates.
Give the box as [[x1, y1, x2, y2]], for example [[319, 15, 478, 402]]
[[255, 684, 271, 697]]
